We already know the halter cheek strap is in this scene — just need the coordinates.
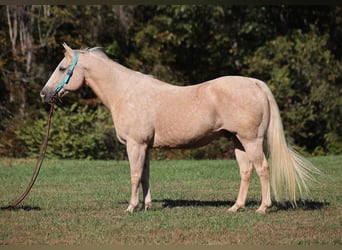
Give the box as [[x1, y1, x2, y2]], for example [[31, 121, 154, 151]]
[[55, 52, 79, 94]]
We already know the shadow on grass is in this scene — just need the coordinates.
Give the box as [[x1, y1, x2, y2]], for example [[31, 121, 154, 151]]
[[158, 199, 252, 208], [156, 198, 329, 212], [271, 199, 330, 212], [1, 205, 41, 211]]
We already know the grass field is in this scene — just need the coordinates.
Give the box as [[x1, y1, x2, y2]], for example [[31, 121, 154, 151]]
[[0, 156, 341, 245]]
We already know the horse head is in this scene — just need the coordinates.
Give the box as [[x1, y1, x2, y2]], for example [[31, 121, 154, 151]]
[[40, 43, 85, 103]]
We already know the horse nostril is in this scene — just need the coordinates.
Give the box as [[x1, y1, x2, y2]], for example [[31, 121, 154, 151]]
[[40, 90, 47, 101]]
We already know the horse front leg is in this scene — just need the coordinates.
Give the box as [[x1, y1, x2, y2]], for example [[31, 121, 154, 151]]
[[126, 140, 148, 213]]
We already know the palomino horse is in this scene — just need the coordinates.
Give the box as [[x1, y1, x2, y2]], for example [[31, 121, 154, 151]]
[[41, 43, 319, 213]]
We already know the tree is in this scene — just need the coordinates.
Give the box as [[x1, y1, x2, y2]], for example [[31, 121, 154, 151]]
[[0, 5, 341, 158], [247, 27, 342, 154], [1, 6, 77, 116]]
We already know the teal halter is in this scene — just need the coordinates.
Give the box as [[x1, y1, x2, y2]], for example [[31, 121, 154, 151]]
[[55, 52, 79, 94]]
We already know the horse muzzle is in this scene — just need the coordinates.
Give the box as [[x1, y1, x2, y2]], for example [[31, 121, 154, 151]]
[[41, 86, 70, 103], [40, 86, 57, 103]]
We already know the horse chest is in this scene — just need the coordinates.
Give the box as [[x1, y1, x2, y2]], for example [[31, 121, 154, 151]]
[[111, 108, 155, 145]]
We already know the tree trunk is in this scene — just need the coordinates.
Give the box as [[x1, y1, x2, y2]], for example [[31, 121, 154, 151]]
[[6, 5, 34, 117]]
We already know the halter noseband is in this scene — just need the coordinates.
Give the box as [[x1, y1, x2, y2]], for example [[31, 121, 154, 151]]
[[55, 52, 79, 94]]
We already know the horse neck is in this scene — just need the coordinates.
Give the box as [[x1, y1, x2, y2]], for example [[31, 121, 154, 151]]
[[83, 54, 132, 111]]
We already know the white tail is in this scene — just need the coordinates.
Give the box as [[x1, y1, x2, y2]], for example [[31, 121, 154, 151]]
[[257, 81, 320, 204]]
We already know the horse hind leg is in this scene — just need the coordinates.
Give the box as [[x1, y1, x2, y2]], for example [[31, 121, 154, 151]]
[[141, 152, 152, 211], [240, 137, 272, 213], [228, 137, 254, 212], [256, 154, 272, 213]]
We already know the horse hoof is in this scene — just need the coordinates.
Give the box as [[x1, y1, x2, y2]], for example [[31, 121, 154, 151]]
[[144, 202, 152, 211], [255, 208, 267, 214], [125, 208, 133, 213], [228, 207, 238, 213], [125, 205, 135, 213], [228, 204, 244, 213]]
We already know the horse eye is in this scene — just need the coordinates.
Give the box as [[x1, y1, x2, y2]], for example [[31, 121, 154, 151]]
[[59, 66, 67, 72]]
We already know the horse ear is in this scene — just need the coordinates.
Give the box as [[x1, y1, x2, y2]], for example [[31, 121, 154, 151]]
[[62, 42, 73, 55]]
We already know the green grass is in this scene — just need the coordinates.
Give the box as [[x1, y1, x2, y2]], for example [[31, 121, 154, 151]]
[[0, 156, 341, 245]]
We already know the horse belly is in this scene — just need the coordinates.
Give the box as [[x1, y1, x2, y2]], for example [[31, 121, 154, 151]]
[[153, 128, 222, 149], [153, 102, 222, 149]]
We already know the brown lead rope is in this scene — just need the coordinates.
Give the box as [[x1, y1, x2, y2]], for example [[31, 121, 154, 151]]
[[2, 104, 54, 210]]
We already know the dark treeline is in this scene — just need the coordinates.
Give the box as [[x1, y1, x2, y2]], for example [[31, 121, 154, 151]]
[[0, 5, 341, 159]]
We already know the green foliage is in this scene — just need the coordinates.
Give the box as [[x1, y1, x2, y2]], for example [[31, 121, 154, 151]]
[[247, 27, 342, 154], [16, 104, 126, 160], [0, 6, 341, 158]]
